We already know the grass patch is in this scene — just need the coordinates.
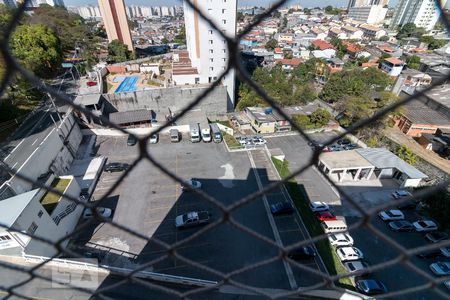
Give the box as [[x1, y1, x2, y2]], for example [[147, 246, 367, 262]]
[[271, 157, 353, 289], [214, 119, 232, 128], [223, 133, 241, 149], [41, 178, 71, 215]]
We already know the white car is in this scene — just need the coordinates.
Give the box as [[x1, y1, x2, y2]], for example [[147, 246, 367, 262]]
[[149, 134, 158, 144], [181, 179, 202, 191], [392, 190, 411, 199], [441, 247, 450, 258], [336, 246, 364, 262], [252, 137, 266, 145], [378, 209, 405, 221], [83, 207, 112, 219], [344, 260, 370, 277], [328, 233, 354, 247], [429, 262, 450, 276], [309, 201, 330, 212], [413, 220, 438, 232], [445, 280, 450, 291]]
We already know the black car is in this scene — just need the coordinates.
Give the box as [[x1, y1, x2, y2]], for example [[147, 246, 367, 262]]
[[127, 134, 137, 146], [425, 232, 450, 243], [270, 201, 294, 215], [417, 249, 443, 259], [288, 246, 316, 260], [104, 163, 130, 172], [355, 279, 387, 295], [388, 220, 414, 232], [337, 138, 351, 146]]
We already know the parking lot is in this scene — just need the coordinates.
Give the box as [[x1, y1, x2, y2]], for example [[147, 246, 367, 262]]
[[70, 133, 326, 292]]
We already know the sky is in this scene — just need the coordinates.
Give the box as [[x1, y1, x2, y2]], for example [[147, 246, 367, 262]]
[[66, 0, 353, 8]]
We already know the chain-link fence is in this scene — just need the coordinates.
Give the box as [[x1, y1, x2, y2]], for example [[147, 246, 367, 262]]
[[0, 0, 449, 299]]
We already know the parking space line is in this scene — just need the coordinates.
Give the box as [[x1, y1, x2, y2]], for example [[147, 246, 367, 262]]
[[247, 151, 297, 290]]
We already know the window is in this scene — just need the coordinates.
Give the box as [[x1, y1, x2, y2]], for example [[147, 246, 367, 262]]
[[222, 19, 227, 25], [223, 39, 227, 44], [209, 40, 213, 45], [222, 49, 226, 53], [27, 222, 38, 235], [222, 58, 226, 62], [222, 66, 226, 70], [208, 8, 212, 14], [210, 58, 214, 62], [222, 9, 226, 14], [0, 235, 11, 241], [209, 49, 214, 54], [38, 210, 43, 218], [208, 30, 213, 35], [209, 67, 214, 71]]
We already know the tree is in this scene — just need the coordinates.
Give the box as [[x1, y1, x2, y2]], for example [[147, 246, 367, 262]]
[[265, 38, 278, 51], [420, 35, 446, 50], [397, 23, 425, 40], [10, 24, 62, 78], [330, 38, 346, 58], [173, 26, 186, 44], [292, 114, 312, 129], [421, 188, 450, 230], [395, 145, 417, 165], [406, 55, 421, 70], [303, 8, 311, 15], [237, 12, 244, 22], [272, 10, 281, 18], [379, 35, 389, 42], [107, 39, 131, 63], [324, 6, 339, 15], [310, 108, 331, 127]]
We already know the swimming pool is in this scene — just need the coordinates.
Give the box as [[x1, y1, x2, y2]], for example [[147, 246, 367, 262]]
[[115, 76, 139, 93]]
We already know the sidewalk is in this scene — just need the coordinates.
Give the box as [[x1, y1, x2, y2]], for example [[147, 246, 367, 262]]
[[385, 127, 450, 174]]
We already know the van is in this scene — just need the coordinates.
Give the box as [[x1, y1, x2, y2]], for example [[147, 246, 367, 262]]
[[322, 220, 348, 233], [210, 123, 222, 143], [189, 123, 201, 143], [170, 129, 180, 142], [201, 126, 212, 142]]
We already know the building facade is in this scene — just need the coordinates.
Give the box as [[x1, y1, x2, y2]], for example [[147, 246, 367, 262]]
[[348, 5, 388, 24], [390, 0, 448, 31], [98, 0, 133, 51], [183, 0, 237, 109]]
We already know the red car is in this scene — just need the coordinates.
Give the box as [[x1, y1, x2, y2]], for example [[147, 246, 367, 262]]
[[316, 211, 337, 222], [86, 81, 97, 87]]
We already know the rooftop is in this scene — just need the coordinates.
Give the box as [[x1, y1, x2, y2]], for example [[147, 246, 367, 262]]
[[384, 57, 404, 65], [319, 150, 373, 169], [311, 39, 334, 50], [0, 189, 40, 228], [109, 109, 153, 125], [74, 93, 102, 106], [402, 99, 449, 126], [423, 84, 450, 109]]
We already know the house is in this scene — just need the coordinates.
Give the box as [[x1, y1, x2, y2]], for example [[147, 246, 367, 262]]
[[311, 39, 334, 51], [310, 27, 328, 40], [359, 24, 387, 40], [278, 58, 302, 71], [342, 41, 363, 58], [0, 175, 84, 257], [401, 69, 432, 87], [140, 63, 161, 75], [417, 130, 450, 157], [312, 48, 336, 59], [328, 27, 347, 40], [380, 57, 405, 77], [273, 48, 284, 60], [341, 26, 363, 40], [327, 57, 344, 74], [243, 107, 290, 134]]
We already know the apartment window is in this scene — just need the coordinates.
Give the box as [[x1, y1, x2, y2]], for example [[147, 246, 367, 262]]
[[222, 9, 226, 14], [223, 0, 227, 2], [222, 49, 226, 53], [223, 39, 227, 44], [222, 58, 226, 62], [209, 40, 213, 45], [27, 222, 38, 235], [0, 235, 11, 241], [38, 210, 43, 218], [210, 58, 214, 62], [222, 19, 227, 25], [209, 49, 214, 54], [208, 8, 212, 14], [208, 30, 213, 35], [222, 66, 226, 70], [209, 67, 214, 71]]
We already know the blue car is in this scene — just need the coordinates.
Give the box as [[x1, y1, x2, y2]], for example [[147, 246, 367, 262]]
[[270, 201, 294, 215]]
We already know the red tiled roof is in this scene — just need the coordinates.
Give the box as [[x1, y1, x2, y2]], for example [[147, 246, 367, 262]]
[[342, 41, 362, 53], [311, 39, 334, 50], [384, 57, 404, 65], [274, 47, 283, 53], [280, 58, 302, 66]]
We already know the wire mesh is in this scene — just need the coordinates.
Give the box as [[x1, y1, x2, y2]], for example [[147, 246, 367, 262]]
[[0, 0, 449, 299]]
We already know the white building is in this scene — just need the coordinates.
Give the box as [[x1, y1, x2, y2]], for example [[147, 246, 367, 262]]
[[359, 23, 387, 39], [77, 5, 102, 19], [178, 0, 237, 109], [348, 5, 388, 24], [390, 0, 448, 31], [28, 0, 64, 7], [380, 57, 405, 77], [0, 176, 84, 257]]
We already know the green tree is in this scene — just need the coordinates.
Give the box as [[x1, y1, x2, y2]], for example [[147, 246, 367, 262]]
[[395, 145, 417, 165], [324, 5, 339, 15], [107, 39, 131, 63], [406, 55, 421, 70], [292, 114, 312, 129], [420, 35, 446, 50], [378, 35, 389, 42], [10, 24, 62, 78], [310, 108, 331, 127], [237, 12, 244, 22], [265, 38, 278, 51], [294, 84, 317, 104], [366, 136, 378, 147], [303, 8, 311, 15], [330, 38, 346, 58], [173, 26, 186, 44], [161, 37, 169, 44], [421, 188, 450, 230]]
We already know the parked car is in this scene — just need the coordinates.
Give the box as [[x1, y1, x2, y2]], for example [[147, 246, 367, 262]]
[[429, 262, 450, 276], [444, 280, 450, 291], [413, 220, 438, 232], [236, 136, 248, 146], [127, 134, 137, 146], [344, 260, 370, 278], [355, 279, 387, 295], [175, 211, 210, 228], [309, 201, 329, 212], [388, 220, 414, 232], [343, 144, 358, 150], [181, 179, 202, 191], [86, 81, 97, 87], [252, 137, 266, 145], [104, 162, 130, 173], [83, 207, 112, 219], [329, 144, 344, 152], [287, 246, 316, 260], [149, 134, 158, 144], [417, 249, 443, 259], [336, 246, 364, 262], [441, 247, 450, 258], [425, 232, 449, 243], [378, 209, 404, 221], [328, 233, 354, 247], [337, 138, 351, 146], [392, 190, 411, 199], [270, 201, 294, 215], [315, 211, 337, 222]]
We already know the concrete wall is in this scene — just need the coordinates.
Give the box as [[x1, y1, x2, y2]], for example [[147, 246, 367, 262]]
[[102, 85, 228, 115]]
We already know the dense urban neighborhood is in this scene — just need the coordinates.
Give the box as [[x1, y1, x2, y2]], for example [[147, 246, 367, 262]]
[[0, 0, 449, 299]]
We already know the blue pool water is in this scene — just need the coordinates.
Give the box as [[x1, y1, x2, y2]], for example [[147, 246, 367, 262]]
[[115, 76, 139, 93], [112, 76, 126, 83]]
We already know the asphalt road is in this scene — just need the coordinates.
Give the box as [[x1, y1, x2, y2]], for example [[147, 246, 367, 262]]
[[69, 133, 325, 297]]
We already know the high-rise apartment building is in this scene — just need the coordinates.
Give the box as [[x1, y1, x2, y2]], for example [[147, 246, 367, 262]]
[[348, 0, 389, 8], [98, 0, 133, 51], [390, 0, 447, 31], [77, 5, 102, 19], [182, 0, 237, 108], [25, 0, 64, 7], [347, 0, 388, 24]]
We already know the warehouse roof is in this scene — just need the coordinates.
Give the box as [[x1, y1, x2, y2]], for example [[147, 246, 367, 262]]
[[0, 189, 40, 228], [109, 109, 153, 125]]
